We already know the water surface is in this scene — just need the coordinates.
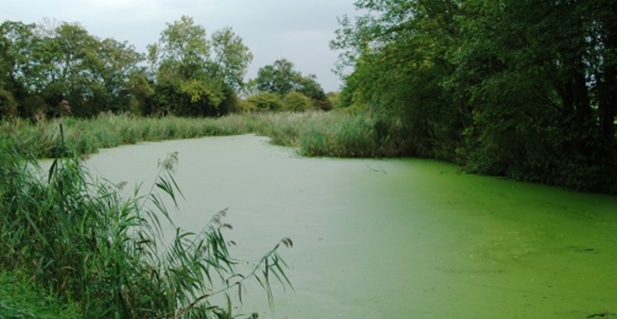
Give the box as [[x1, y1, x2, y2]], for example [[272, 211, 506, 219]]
[[81, 134, 617, 319]]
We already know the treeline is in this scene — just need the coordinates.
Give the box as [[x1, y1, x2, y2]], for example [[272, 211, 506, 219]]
[[0, 16, 330, 119], [333, 0, 617, 193]]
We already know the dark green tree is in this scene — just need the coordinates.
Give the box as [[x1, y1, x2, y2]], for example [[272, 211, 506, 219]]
[[252, 59, 330, 109], [253, 59, 300, 95], [0, 17, 253, 119], [332, 0, 617, 192], [92, 38, 144, 114], [0, 21, 37, 117], [0, 20, 146, 118], [332, 0, 463, 158]]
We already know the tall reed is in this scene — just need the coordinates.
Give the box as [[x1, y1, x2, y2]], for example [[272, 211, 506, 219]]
[[2, 110, 412, 160], [0, 270, 79, 319], [0, 125, 292, 319]]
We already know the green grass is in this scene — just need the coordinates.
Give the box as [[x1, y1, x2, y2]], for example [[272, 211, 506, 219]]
[[0, 114, 241, 159], [0, 271, 79, 319]]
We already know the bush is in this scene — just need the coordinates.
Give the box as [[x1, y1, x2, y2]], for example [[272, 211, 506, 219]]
[[282, 91, 314, 112], [0, 86, 18, 120], [245, 92, 284, 112]]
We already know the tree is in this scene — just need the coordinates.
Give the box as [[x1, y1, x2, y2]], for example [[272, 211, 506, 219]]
[[332, 0, 617, 192], [245, 92, 283, 112], [0, 17, 252, 119], [148, 16, 252, 116], [283, 90, 314, 112], [450, 0, 617, 188], [34, 22, 99, 116], [24, 21, 146, 117], [253, 59, 300, 95], [126, 69, 155, 115], [92, 38, 144, 113], [252, 59, 329, 109], [295, 74, 329, 108], [210, 27, 253, 92], [332, 0, 463, 158], [0, 21, 37, 117], [0, 85, 18, 119]]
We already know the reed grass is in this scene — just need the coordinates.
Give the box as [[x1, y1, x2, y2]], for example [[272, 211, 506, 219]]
[[0, 127, 292, 319], [1, 110, 411, 161], [298, 112, 378, 157], [0, 271, 79, 319], [0, 110, 411, 317]]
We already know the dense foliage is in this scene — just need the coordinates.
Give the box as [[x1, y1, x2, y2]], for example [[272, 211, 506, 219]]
[[147, 16, 253, 116], [1, 111, 389, 159], [251, 59, 333, 111], [0, 271, 79, 319], [3, 2, 617, 194], [0, 16, 252, 119], [332, 0, 617, 192]]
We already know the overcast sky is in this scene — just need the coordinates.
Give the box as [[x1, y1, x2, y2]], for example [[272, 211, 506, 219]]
[[1, 0, 362, 92]]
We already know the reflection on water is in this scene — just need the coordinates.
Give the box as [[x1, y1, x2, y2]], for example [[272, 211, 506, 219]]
[[76, 134, 617, 319]]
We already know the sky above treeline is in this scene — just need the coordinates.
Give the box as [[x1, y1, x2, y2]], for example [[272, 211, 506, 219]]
[[1, 0, 362, 92]]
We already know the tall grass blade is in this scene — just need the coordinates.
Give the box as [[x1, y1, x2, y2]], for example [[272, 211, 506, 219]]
[[1, 121, 294, 319]]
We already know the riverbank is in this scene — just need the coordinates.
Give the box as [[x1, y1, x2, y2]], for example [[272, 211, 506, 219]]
[[3, 115, 617, 317], [0, 129, 292, 318], [52, 134, 617, 318], [1, 110, 407, 159], [4, 111, 615, 194]]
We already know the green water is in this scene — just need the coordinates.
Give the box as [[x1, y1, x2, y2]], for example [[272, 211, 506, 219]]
[[80, 134, 617, 319]]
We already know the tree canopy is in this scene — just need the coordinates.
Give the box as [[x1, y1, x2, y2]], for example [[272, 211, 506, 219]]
[[332, 0, 617, 192], [1, 20, 144, 118], [147, 16, 253, 116], [0, 16, 255, 119], [251, 59, 331, 110]]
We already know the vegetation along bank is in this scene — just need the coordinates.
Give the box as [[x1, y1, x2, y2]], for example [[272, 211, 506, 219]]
[[3, 2, 617, 193], [1, 1, 617, 316]]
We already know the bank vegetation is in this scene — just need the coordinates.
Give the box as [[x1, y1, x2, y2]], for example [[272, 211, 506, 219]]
[[3, 2, 617, 193], [332, 0, 617, 193], [2, 2, 617, 315], [0, 122, 293, 318]]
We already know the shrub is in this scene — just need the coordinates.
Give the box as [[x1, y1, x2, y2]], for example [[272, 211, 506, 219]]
[[0, 86, 18, 120], [245, 92, 283, 112], [235, 99, 257, 113], [282, 91, 314, 112]]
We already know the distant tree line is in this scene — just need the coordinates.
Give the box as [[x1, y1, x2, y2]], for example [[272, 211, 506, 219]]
[[332, 0, 617, 192], [0, 16, 329, 119], [245, 59, 333, 112]]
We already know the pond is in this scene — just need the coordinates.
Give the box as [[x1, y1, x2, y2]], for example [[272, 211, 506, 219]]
[[79, 134, 617, 319]]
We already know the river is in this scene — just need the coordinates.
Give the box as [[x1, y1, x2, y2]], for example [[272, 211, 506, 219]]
[[78, 134, 617, 319]]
